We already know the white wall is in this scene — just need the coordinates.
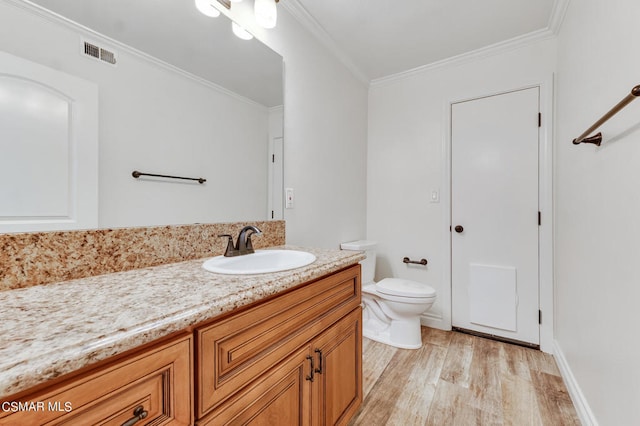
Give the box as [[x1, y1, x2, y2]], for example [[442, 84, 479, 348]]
[[0, 1, 271, 228], [223, 4, 369, 248], [555, 1, 640, 424], [367, 38, 557, 329]]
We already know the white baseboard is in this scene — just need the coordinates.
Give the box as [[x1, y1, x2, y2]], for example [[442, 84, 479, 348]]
[[553, 340, 599, 426]]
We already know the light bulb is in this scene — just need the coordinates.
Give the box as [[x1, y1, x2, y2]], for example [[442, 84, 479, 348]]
[[195, 0, 221, 17], [254, 0, 277, 29], [231, 22, 254, 40]]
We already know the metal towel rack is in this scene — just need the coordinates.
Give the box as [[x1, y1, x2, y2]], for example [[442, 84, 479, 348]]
[[131, 170, 206, 184], [573, 84, 640, 146]]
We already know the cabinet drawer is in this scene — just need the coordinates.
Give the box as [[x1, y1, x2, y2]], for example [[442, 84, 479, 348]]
[[0, 335, 193, 426], [197, 265, 360, 417]]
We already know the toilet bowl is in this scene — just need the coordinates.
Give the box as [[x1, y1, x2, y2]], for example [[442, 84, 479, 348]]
[[341, 240, 437, 349]]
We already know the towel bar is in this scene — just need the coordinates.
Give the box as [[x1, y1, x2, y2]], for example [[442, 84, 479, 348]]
[[573, 84, 640, 146], [132, 170, 206, 184]]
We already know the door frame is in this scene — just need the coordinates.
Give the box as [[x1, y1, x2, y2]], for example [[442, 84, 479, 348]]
[[267, 105, 284, 220], [439, 76, 554, 353]]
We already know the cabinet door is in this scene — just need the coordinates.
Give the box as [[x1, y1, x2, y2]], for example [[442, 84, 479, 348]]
[[197, 265, 360, 417], [0, 335, 192, 426], [311, 308, 362, 426], [198, 346, 312, 426]]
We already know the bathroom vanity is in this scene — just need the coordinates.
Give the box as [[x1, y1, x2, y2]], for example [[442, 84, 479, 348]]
[[0, 247, 364, 425]]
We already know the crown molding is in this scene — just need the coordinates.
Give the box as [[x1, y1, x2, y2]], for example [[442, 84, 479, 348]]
[[548, 0, 571, 35], [370, 0, 570, 87], [280, 0, 370, 86], [4, 0, 267, 109], [370, 27, 556, 87], [285, 0, 570, 89]]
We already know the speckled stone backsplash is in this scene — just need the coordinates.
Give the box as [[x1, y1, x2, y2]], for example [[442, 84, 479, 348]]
[[0, 221, 285, 291]]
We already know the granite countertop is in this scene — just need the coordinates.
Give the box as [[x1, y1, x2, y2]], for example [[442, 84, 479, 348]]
[[0, 246, 364, 399]]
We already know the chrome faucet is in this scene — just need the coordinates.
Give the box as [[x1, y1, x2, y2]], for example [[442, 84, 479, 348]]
[[218, 225, 262, 257]]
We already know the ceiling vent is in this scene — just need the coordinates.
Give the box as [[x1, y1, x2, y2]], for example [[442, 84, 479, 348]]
[[82, 39, 117, 66]]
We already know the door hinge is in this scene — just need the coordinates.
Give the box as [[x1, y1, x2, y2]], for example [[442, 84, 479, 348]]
[[538, 211, 541, 226], [271, 210, 274, 219], [538, 310, 542, 324], [538, 112, 542, 127], [272, 154, 275, 163]]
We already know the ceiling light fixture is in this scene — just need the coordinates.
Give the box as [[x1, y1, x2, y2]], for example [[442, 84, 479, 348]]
[[214, 0, 280, 29], [231, 21, 254, 40], [195, 0, 221, 18], [215, 0, 237, 8], [254, 0, 278, 29]]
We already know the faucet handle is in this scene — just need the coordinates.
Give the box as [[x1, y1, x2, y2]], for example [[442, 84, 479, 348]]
[[218, 234, 236, 257], [245, 233, 259, 252]]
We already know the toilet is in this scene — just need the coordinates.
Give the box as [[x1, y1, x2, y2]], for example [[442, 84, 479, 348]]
[[341, 240, 436, 349]]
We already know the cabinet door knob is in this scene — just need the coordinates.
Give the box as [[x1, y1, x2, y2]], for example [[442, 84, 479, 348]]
[[454, 225, 464, 233], [121, 405, 148, 426]]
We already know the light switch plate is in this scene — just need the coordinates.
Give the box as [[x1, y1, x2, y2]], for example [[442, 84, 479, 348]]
[[285, 188, 294, 208], [430, 189, 440, 203]]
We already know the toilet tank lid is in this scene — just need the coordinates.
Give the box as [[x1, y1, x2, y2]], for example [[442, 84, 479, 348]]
[[340, 240, 377, 250], [376, 278, 436, 298]]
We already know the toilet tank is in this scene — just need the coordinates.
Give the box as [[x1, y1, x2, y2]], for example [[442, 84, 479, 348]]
[[340, 240, 377, 284]]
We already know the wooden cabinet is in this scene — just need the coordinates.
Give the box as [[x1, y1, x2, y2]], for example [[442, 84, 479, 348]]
[[198, 308, 362, 426], [0, 335, 193, 426], [197, 265, 362, 425], [1, 264, 362, 426]]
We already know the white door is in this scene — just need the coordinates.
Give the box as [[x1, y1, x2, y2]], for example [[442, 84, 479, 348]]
[[451, 87, 540, 345]]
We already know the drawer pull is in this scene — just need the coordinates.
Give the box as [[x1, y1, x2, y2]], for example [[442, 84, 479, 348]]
[[121, 405, 148, 426], [314, 349, 323, 374], [305, 355, 315, 382]]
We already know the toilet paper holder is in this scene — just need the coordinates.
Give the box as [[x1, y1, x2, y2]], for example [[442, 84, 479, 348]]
[[403, 257, 427, 266]]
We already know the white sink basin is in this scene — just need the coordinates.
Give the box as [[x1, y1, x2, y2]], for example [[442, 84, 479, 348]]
[[202, 249, 316, 275]]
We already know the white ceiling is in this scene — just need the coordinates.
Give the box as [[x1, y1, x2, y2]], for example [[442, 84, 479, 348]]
[[28, 0, 284, 107], [286, 0, 557, 82], [27, 0, 560, 92]]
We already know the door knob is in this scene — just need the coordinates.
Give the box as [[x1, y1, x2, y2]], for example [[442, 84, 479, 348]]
[[454, 225, 464, 233]]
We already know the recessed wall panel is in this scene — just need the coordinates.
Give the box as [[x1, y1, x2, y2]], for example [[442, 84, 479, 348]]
[[0, 77, 70, 218], [469, 263, 518, 332]]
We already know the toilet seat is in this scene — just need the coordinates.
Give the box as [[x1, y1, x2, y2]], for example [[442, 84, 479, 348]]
[[376, 278, 436, 298], [365, 279, 436, 304]]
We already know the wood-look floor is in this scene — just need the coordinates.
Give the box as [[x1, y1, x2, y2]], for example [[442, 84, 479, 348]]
[[349, 328, 580, 426]]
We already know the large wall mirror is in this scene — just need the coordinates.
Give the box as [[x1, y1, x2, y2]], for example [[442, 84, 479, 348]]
[[0, 0, 283, 232]]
